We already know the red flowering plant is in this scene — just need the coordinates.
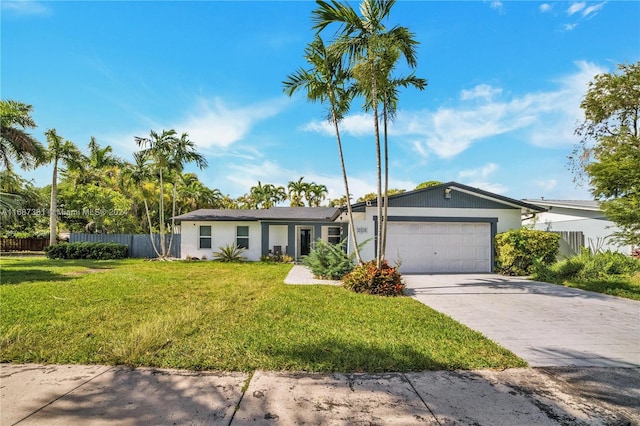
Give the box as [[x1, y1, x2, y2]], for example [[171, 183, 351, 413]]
[[342, 260, 404, 296]]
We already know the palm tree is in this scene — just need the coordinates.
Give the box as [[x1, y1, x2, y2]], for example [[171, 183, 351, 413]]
[[166, 132, 207, 255], [67, 137, 124, 186], [0, 100, 45, 170], [135, 130, 207, 258], [308, 183, 328, 207], [287, 177, 309, 207], [135, 129, 175, 257], [249, 181, 286, 209], [313, 0, 421, 268], [43, 129, 82, 245], [284, 35, 363, 264], [122, 151, 161, 256]]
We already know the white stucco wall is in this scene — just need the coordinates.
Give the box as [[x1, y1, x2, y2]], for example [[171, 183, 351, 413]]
[[180, 221, 262, 261], [345, 207, 522, 262], [525, 208, 633, 254]]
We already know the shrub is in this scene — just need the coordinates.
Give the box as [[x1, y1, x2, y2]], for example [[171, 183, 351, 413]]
[[212, 243, 246, 262], [532, 249, 640, 283], [302, 239, 354, 280], [342, 260, 404, 296], [495, 229, 560, 275], [577, 249, 640, 279], [44, 242, 128, 260]]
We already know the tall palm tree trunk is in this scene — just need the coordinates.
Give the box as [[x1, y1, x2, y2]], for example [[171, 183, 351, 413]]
[[144, 199, 161, 257], [332, 111, 363, 264], [381, 99, 390, 262], [371, 70, 383, 269], [49, 160, 58, 246], [168, 182, 178, 258], [158, 170, 167, 258]]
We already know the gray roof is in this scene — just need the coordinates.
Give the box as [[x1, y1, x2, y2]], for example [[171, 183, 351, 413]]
[[522, 199, 600, 211], [350, 182, 545, 212], [173, 207, 342, 223]]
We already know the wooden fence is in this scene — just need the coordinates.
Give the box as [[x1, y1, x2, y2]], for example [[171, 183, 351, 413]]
[[0, 238, 49, 252]]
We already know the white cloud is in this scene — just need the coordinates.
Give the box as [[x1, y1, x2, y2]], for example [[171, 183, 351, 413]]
[[582, 2, 605, 17], [455, 163, 506, 194], [302, 62, 607, 161], [539, 3, 552, 13], [1, 0, 49, 15], [567, 2, 585, 15], [462, 181, 508, 194], [302, 113, 373, 137], [404, 61, 606, 158], [563, 23, 578, 31], [174, 97, 288, 149], [458, 163, 499, 180], [460, 84, 502, 101], [490, 0, 503, 11]]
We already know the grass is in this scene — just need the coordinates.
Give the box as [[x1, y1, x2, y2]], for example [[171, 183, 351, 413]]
[[531, 251, 640, 301], [0, 257, 526, 372], [556, 273, 640, 301]]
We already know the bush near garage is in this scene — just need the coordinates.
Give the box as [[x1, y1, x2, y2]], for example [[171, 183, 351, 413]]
[[533, 249, 640, 282], [342, 260, 404, 296], [495, 229, 560, 276], [45, 242, 128, 260]]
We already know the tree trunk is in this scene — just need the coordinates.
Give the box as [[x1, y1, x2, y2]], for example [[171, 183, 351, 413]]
[[144, 198, 161, 258], [372, 75, 383, 270], [381, 99, 390, 262], [168, 181, 177, 258], [158, 169, 166, 258], [49, 160, 58, 246], [332, 111, 363, 265]]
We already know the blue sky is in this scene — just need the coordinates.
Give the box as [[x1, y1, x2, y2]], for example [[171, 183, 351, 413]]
[[2, 0, 639, 202]]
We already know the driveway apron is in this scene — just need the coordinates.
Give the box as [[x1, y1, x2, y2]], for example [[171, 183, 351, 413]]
[[403, 274, 640, 367]]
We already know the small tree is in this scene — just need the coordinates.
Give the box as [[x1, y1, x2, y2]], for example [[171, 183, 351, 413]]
[[570, 62, 640, 246]]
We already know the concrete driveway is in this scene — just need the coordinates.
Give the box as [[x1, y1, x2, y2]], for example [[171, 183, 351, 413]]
[[403, 274, 640, 367]]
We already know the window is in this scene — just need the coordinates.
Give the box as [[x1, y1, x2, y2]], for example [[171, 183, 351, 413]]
[[236, 226, 249, 249], [327, 226, 342, 245], [199, 226, 212, 249]]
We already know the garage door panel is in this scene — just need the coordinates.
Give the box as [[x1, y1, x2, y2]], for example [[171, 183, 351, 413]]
[[386, 222, 491, 273]]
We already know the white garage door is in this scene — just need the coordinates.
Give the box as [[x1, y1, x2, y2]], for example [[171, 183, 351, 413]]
[[386, 222, 491, 273]]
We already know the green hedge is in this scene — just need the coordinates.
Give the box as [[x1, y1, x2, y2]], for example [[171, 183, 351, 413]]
[[45, 242, 128, 260], [495, 229, 560, 276]]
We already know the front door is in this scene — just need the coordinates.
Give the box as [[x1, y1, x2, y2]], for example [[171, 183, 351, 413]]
[[299, 228, 312, 257]]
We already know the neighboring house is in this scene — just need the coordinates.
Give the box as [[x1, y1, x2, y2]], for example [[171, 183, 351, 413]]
[[522, 199, 634, 256], [173, 207, 345, 262], [175, 182, 543, 274]]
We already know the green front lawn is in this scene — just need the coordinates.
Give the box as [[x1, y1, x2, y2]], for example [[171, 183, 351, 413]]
[[0, 257, 525, 372]]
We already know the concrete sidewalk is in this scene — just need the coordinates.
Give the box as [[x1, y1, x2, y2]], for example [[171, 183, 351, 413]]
[[2, 363, 639, 425]]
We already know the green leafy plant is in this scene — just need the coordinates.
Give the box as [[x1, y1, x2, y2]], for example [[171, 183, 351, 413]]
[[303, 238, 354, 280], [342, 260, 404, 296], [44, 242, 127, 260], [495, 229, 560, 275], [212, 243, 246, 262], [531, 250, 640, 300]]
